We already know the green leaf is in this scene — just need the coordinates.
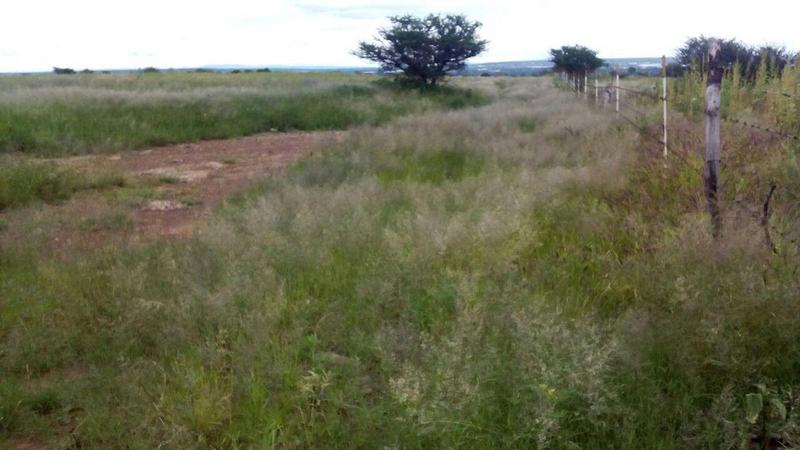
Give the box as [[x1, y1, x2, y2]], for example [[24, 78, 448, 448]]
[[770, 398, 787, 421], [746, 393, 763, 424]]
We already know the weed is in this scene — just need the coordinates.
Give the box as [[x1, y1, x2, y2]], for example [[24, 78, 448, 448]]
[[28, 390, 61, 416], [79, 211, 132, 232], [157, 175, 180, 185]]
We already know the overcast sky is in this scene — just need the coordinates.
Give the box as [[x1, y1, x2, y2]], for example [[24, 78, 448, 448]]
[[2, 0, 798, 72]]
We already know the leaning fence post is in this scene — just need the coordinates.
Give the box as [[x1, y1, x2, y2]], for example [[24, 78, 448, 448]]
[[662, 55, 668, 157], [615, 72, 620, 115], [705, 39, 723, 236]]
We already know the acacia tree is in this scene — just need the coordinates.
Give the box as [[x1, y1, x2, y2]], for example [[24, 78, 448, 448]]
[[355, 14, 487, 86], [549, 45, 604, 90]]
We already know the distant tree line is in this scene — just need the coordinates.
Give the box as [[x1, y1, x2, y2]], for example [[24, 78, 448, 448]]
[[549, 45, 604, 90], [231, 68, 271, 74], [673, 36, 795, 82], [51, 66, 273, 75], [53, 67, 77, 75]]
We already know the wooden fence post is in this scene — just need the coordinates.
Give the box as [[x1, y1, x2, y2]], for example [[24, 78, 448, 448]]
[[595, 78, 599, 106], [705, 39, 722, 236], [615, 72, 620, 115], [662, 55, 668, 157], [584, 73, 588, 98]]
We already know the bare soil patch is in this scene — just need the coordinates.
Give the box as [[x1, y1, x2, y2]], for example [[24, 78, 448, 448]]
[[124, 131, 340, 237], [0, 131, 342, 252]]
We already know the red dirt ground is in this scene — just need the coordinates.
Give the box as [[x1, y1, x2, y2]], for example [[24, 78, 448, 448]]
[[0, 131, 343, 253], [121, 130, 343, 238]]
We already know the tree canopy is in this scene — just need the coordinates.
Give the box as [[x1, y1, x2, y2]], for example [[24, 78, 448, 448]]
[[354, 14, 487, 86], [676, 36, 792, 81], [550, 46, 604, 74], [549, 45, 604, 89]]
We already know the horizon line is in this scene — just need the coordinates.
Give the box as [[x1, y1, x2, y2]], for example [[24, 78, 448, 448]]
[[1, 56, 669, 75]]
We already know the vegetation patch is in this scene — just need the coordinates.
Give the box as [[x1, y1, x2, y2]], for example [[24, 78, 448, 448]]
[[377, 149, 485, 184], [0, 159, 80, 210], [0, 158, 124, 210], [515, 116, 539, 133], [0, 73, 492, 156]]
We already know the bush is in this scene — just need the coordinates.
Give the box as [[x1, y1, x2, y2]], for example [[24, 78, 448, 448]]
[[53, 67, 76, 75], [142, 67, 159, 73]]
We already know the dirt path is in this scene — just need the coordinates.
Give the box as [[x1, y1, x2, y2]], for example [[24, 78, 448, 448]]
[[1, 131, 343, 253], [120, 131, 342, 238]]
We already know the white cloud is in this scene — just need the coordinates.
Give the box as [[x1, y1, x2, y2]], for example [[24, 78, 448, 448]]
[[1, 0, 798, 72]]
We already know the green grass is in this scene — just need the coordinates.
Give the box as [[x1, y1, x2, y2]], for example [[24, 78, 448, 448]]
[[2, 77, 800, 448], [0, 157, 125, 210], [78, 211, 132, 232], [376, 149, 486, 184], [0, 72, 489, 156]]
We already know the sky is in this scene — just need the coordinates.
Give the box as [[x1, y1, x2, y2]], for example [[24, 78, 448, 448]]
[[2, 0, 799, 72]]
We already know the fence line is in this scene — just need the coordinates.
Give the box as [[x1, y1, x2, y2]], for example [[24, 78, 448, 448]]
[[555, 57, 799, 248], [615, 85, 661, 100], [559, 70, 799, 145]]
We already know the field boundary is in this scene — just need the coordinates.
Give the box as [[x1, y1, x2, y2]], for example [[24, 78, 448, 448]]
[[556, 52, 799, 250]]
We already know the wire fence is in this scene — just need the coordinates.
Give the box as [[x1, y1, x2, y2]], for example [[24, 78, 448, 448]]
[[555, 72, 799, 253]]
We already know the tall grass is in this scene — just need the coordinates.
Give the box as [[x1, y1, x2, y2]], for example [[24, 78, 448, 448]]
[[0, 72, 489, 156], [669, 59, 800, 134], [2, 77, 800, 448], [0, 156, 125, 210]]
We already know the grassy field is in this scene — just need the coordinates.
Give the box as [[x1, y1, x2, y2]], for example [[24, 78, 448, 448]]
[[2, 75, 800, 449], [0, 72, 487, 157]]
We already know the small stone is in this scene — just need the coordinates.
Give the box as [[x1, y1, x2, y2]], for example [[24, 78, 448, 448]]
[[144, 200, 185, 211]]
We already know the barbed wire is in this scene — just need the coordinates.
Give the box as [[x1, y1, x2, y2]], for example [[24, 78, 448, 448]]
[[755, 89, 795, 99], [616, 110, 703, 176], [619, 101, 658, 120], [721, 116, 800, 141], [615, 85, 662, 100], [560, 76, 799, 249]]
